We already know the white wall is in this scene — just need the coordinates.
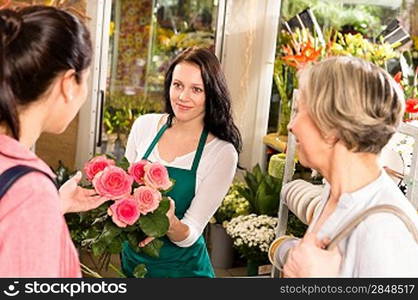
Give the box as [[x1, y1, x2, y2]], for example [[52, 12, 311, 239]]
[[219, 0, 281, 170], [75, 0, 112, 169]]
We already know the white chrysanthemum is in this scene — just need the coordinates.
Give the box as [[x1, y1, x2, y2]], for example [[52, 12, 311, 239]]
[[225, 214, 278, 254]]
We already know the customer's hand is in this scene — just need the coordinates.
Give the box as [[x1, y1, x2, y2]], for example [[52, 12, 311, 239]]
[[59, 171, 110, 214], [283, 232, 341, 277]]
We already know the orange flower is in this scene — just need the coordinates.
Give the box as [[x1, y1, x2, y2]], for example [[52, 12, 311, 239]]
[[394, 72, 402, 84], [282, 40, 322, 69]]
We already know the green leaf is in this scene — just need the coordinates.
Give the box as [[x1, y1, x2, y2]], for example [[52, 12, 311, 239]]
[[264, 174, 275, 189], [98, 222, 122, 245], [138, 213, 169, 237], [91, 241, 107, 257], [84, 227, 101, 239], [140, 238, 164, 258], [255, 181, 279, 216], [153, 199, 170, 215], [253, 164, 263, 183], [127, 232, 141, 252], [244, 172, 258, 195], [107, 235, 124, 254], [117, 156, 130, 170], [236, 186, 255, 210], [133, 264, 147, 278]]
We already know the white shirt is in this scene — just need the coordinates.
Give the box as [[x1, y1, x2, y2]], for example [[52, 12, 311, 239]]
[[310, 171, 418, 277], [125, 113, 238, 247]]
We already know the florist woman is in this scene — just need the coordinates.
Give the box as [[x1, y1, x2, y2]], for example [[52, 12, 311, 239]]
[[122, 47, 242, 277]]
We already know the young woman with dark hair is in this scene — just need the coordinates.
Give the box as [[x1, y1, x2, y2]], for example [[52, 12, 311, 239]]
[[123, 47, 242, 277], [0, 6, 108, 277]]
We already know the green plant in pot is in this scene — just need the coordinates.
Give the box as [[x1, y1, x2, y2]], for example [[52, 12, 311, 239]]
[[208, 182, 251, 269], [225, 214, 278, 275], [236, 164, 282, 217], [213, 182, 252, 226]]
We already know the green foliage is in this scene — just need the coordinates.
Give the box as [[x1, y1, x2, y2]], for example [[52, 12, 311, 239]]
[[280, 0, 392, 36], [103, 107, 134, 136], [115, 156, 130, 171], [138, 200, 170, 237], [133, 264, 148, 278], [274, 59, 297, 136], [214, 182, 252, 224], [237, 164, 282, 216], [399, 50, 418, 100], [159, 31, 214, 53], [140, 239, 164, 258], [103, 92, 164, 136]]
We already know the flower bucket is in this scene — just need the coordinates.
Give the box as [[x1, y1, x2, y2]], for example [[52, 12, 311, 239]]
[[246, 259, 260, 276], [208, 223, 234, 269]]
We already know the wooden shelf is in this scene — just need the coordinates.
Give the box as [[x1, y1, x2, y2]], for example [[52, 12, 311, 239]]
[[263, 133, 288, 153]]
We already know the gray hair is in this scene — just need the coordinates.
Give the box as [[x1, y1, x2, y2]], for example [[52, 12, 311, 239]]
[[298, 56, 405, 154]]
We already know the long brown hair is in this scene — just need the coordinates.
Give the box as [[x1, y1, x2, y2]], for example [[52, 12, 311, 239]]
[[164, 47, 242, 153]]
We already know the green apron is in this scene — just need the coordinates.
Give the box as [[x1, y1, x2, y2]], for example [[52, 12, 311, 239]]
[[121, 122, 215, 278]]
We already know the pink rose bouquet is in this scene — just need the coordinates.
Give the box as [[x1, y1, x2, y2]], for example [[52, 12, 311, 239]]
[[79, 156, 174, 277], [93, 166, 133, 199], [144, 162, 173, 190], [83, 155, 115, 181]]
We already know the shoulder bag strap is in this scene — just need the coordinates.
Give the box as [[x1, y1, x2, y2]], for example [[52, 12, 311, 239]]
[[326, 204, 418, 250], [0, 165, 58, 199]]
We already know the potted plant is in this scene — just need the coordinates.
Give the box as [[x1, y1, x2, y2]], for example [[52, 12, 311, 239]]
[[209, 182, 251, 269], [236, 164, 283, 217], [224, 214, 278, 276]]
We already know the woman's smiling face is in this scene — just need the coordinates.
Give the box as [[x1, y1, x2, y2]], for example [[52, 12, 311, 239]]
[[169, 62, 206, 123]]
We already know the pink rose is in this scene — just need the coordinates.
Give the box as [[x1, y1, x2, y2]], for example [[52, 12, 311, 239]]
[[107, 197, 140, 227], [83, 155, 115, 181], [128, 160, 150, 184], [93, 166, 133, 199], [144, 162, 173, 191], [133, 186, 162, 215]]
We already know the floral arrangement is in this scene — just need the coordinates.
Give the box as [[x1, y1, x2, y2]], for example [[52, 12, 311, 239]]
[[224, 214, 278, 263], [212, 182, 251, 226], [159, 31, 214, 54], [78, 155, 173, 277], [328, 32, 398, 67], [394, 66, 418, 120], [275, 27, 401, 136]]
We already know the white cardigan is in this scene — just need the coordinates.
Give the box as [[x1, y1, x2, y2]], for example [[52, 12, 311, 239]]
[[125, 113, 238, 247], [310, 171, 418, 277]]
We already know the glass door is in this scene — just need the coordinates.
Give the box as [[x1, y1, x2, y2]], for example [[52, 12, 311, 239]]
[[97, 0, 222, 161], [268, 0, 417, 138]]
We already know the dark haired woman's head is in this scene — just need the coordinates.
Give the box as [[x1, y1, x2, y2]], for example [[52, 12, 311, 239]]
[[0, 5, 92, 140], [164, 47, 242, 153]]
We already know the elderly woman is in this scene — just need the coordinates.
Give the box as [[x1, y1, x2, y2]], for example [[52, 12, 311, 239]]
[[283, 56, 418, 277]]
